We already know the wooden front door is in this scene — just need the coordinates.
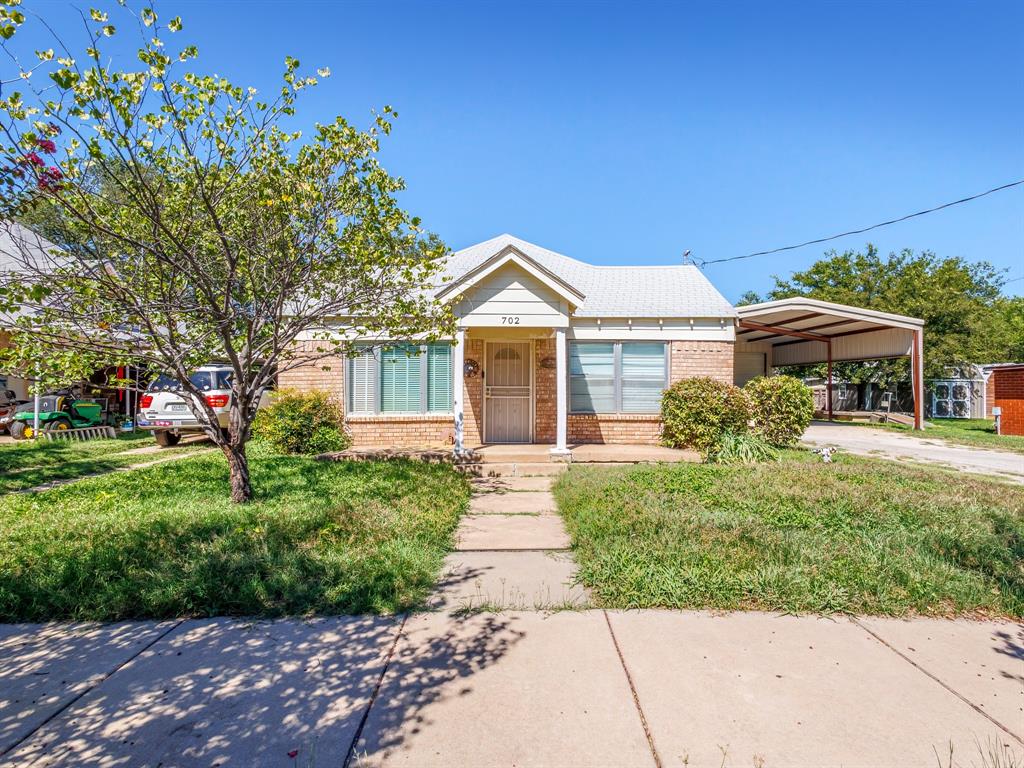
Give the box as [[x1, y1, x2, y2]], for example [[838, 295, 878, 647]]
[[484, 341, 532, 443]]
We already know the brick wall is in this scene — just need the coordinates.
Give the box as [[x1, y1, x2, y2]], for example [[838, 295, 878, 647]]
[[346, 415, 454, 446], [463, 338, 484, 446], [670, 340, 735, 385], [277, 340, 346, 400], [534, 338, 556, 443], [567, 414, 661, 445], [993, 367, 1024, 436]]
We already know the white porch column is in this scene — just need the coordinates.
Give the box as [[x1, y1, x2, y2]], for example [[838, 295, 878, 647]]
[[452, 327, 466, 455], [551, 327, 571, 459]]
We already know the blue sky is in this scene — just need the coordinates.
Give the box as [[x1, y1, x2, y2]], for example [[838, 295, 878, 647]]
[[17, 1, 1024, 300]]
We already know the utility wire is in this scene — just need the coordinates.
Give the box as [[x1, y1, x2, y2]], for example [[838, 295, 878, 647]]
[[699, 179, 1024, 267]]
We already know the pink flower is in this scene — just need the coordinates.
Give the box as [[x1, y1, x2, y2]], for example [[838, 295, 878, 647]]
[[22, 152, 44, 166], [36, 138, 57, 154]]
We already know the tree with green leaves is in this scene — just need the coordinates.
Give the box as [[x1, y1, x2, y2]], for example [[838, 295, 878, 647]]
[[0, 1, 454, 502], [755, 244, 1017, 384]]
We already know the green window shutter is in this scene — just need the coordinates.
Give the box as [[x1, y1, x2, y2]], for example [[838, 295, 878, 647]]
[[348, 346, 376, 414], [570, 342, 616, 413], [380, 344, 421, 412], [427, 343, 453, 412], [621, 342, 666, 413]]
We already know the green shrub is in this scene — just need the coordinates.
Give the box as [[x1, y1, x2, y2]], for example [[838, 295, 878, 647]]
[[660, 376, 751, 454], [253, 389, 350, 455], [744, 375, 815, 447], [706, 431, 780, 464]]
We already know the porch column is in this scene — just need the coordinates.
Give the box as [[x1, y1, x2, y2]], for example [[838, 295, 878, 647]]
[[453, 327, 466, 455], [551, 327, 571, 458], [826, 339, 833, 422]]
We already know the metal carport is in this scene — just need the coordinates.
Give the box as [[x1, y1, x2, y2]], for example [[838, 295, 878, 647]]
[[735, 298, 926, 430]]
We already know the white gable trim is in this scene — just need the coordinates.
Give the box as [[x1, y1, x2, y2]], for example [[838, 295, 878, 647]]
[[436, 245, 586, 308]]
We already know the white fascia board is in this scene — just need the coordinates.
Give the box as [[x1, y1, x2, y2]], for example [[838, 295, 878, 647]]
[[436, 246, 586, 307], [568, 317, 735, 341], [737, 297, 924, 331]]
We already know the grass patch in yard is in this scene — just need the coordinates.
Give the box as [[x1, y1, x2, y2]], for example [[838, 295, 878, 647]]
[[553, 452, 1023, 617], [0, 443, 470, 620], [871, 417, 1024, 455], [0, 431, 207, 492]]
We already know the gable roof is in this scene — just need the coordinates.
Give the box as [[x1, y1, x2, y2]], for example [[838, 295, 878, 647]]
[[437, 234, 735, 318], [435, 243, 586, 307]]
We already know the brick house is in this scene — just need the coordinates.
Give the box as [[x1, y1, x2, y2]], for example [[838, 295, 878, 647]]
[[279, 234, 926, 452]]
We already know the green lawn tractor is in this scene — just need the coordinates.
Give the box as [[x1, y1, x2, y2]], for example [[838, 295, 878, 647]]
[[9, 394, 105, 439]]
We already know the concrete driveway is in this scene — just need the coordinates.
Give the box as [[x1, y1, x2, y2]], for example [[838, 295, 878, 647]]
[[803, 421, 1024, 483], [1, 611, 1020, 767]]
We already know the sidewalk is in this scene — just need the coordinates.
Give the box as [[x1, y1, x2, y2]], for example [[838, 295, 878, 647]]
[[1, 611, 1020, 766]]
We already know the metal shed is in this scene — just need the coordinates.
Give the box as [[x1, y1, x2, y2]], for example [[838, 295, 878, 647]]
[[735, 298, 926, 430]]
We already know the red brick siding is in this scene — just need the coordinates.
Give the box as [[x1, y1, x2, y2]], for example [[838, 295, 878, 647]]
[[463, 338, 484, 446], [567, 414, 661, 445], [670, 340, 734, 385], [277, 340, 345, 400], [993, 368, 1024, 436], [534, 338, 556, 443], [346, 415, 454, 447]]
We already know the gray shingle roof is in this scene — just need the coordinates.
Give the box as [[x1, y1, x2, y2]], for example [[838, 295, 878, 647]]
[[438, 234, 736, 318]]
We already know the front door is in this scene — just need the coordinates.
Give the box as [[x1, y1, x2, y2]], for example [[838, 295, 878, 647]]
[[484, 341, 532, 443]]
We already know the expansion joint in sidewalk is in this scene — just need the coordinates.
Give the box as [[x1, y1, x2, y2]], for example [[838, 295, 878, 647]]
[[0, 618, 186, 758], [602, 610, 663, 768], [849, 616, 1023, 746], [343, 613, 409, 768]]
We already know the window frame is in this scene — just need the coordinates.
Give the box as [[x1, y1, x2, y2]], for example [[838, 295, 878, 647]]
[[347, 342, 454, 416], [568, 340, 668, 415]]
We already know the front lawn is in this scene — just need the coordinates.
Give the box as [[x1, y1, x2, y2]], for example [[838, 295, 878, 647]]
[[0, 431, 207, 493], [874, 417, 1024, 455], [0, 443, 470, 621], [553, 453, 1023, 618]]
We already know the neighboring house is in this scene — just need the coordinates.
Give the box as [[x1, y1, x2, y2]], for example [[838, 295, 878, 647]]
[[989, 364, 1024, 435], [925, 363, 1023, 420], [0, 222, 62, 401], [281, 234, 927, 451]]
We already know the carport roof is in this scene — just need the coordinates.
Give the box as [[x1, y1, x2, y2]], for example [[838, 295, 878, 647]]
[[735, 297, 923, 346]]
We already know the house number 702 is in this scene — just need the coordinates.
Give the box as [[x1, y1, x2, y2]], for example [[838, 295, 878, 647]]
[[501, 316, 521, 325]]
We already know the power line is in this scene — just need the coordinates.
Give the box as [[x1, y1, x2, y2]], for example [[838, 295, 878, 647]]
[[699, 179, 1024, 267]]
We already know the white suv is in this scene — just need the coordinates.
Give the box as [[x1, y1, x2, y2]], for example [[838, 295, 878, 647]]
[[137, 364, 268, 446]]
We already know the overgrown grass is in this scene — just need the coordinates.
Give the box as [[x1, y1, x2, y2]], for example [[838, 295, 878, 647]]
[[0, 431, 207, 492], [871, 418, 1024, 455], [0, 443, 470, 620], [553, 451, 1023, 617]]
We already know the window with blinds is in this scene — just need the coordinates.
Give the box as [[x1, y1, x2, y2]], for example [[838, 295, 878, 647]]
[[621, 342, 667, 412], [569, 341, 666, 413], [570, 342, 615, 413], [347, 343, 453, 415]]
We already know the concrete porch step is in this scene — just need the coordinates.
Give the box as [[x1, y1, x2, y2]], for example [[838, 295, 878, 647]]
[[469, 491, 558, 515], [455, 514, 572, 551], [428, 550, 590, 611], [468, 462, 569, 477]]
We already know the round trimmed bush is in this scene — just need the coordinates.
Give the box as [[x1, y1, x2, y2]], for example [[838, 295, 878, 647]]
[[660, 376, 751, 453], [253, 389, 351, 455], [744, 375, 815, 447]]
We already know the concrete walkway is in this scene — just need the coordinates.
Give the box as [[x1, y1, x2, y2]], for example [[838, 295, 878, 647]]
[[1, 612, 1020, 767], [803, 421, 1024, 483], [430, 468, 590, 612]]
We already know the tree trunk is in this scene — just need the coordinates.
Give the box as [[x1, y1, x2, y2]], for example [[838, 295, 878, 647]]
[[222, 441, 253, 503]]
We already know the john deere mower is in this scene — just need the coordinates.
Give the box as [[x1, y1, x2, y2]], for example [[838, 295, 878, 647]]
[[9, 394, 105, 439]]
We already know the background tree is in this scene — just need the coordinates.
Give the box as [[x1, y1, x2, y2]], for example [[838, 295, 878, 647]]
[[762, 244, 1018, 388], [0, 2, 454, 502]]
